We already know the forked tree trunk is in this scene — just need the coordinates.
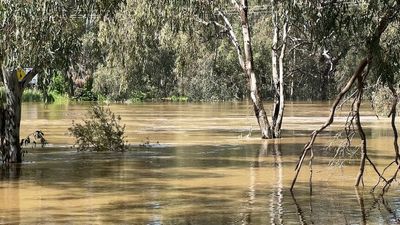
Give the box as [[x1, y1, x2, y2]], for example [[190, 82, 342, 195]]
[[274, 15, 288, 138], [271, 1, 288, 138], [236, 0, 272, 139], [205, 1, 272, 138], [2, 67, 23, 163]]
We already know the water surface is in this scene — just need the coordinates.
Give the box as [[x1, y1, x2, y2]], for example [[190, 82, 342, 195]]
[[1, 101, 399, 224]]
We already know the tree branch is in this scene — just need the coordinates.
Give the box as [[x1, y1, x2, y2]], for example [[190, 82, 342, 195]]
[[215, 9, 245, 70], [20, 68, 39, 88], [231, 0, 242, 12], [194, 9, 245, 70], [290, 57, 369, 191]]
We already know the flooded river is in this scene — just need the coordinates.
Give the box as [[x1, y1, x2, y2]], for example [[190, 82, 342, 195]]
[[1, 101, 399, 224]]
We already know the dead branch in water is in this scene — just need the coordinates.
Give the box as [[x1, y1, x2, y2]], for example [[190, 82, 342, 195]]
[[290, 57, 369, 191], [373, 86, 400, 193], [353, 66, 386, 186]]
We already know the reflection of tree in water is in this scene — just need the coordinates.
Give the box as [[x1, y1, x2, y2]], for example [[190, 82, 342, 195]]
[[290, 191, 308, 225], [0, 164, 21, 224], [356, 188, 400, 225], [238, 141, 285, 225], [0, 163, 21, 180], [290, 185, 400, 225], [269, 140, 283, 225]]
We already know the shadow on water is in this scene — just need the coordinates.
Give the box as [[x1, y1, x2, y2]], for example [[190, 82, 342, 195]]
[[289, 186, 400, 225], [0, 142, 400, 224], [0, 163, 22, 180]]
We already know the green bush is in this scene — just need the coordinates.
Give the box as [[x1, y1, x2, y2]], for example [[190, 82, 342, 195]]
[[49, 72, 69, 95], [48, 91, 69, 104], [165, 95, 189, 102], [69, 105, 126, 151], [22, 89, 43, 102], [0, 87, 43, 102], [130, 91, 148, 102]]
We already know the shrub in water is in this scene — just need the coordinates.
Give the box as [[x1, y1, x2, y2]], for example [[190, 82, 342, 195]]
[[69, 105, 126, 151]]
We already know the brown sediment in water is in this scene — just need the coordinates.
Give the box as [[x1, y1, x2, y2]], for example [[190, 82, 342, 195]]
[[0, 101, 397, 224]]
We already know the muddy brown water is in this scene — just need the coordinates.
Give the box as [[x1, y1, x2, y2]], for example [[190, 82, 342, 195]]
[[1, 101, 399, 224]]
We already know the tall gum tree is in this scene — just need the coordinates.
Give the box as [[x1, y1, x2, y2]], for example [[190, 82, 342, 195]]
[[236, 0, 272, 139], [196, 0, 273, 138], [271, 0, 290, 138], [0, 1, 53, 163], [0, 0, 123, 163]]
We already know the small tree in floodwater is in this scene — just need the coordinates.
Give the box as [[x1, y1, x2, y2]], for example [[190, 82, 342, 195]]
[[69, 105, 126, 152]]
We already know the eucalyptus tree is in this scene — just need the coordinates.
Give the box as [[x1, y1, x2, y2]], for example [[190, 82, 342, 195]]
[[94, 0, 177, 101], [96, 0, 274, 138], [192, 0, 273, 138], [195, 0, 299, 138], [0, 0, 123, 163], [270, 0, 290, 138], [0, 0, 65, 162], [291, 0, 400, 190]]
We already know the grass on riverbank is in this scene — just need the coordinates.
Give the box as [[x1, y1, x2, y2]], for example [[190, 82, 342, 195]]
[[0, 86, 189, 104], [0, 87, 69, 103]]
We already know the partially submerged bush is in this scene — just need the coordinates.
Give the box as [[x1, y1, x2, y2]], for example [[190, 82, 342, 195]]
[[69, 105, 126, 151]]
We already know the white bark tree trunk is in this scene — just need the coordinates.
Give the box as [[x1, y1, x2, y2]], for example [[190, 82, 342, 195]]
[[236, 0, 272, 138], [274, 11, 289, 138], [271, 1, 289, 138]]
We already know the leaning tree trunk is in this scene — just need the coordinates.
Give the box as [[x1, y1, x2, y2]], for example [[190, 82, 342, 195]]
[[237, 0, 272, 139], [2, 67, 23, 163]]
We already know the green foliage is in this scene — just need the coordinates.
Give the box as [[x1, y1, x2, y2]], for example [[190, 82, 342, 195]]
[[49, 72, 69, 95], [69, 105, 126, 152], [130, 91, 148, 102], [94, 1, 177, 101], [2, 0, 399, 104], [169, 96, 188, 102], [73, 77, 98, 101], [21, 89, 43, 102], [371, 85, 396, 117], [0, 87, 45, 102], [48, 91, 69, 104]]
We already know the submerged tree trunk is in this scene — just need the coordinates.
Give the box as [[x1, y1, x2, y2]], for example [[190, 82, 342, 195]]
[[274, 14, 288, 138], [67, 69, 75, 98], [271, 1, 289, 138], [1, 64, 38, 163], [2, 67, 23, 163], [271, 1, 280, 137], [201, 1, 272, 138], [235, 0, 272, 139]]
